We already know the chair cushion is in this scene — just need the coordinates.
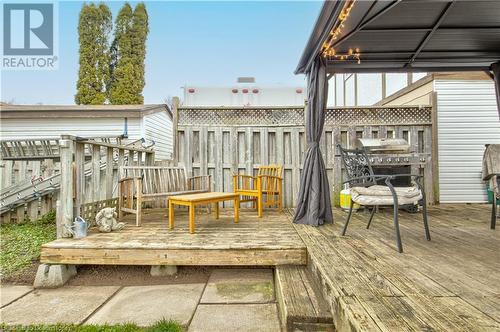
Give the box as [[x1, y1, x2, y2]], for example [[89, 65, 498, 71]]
[[351, 185, 422, 206]]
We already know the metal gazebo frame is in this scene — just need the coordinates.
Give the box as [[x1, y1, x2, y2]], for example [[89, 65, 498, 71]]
[[293, 0, 500, 226]]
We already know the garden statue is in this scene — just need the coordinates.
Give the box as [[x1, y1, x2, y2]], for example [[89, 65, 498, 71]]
[[95, 207, 125, 233]]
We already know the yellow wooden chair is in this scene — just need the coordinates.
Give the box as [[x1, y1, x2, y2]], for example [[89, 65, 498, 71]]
[[233, 165, 283, 217]]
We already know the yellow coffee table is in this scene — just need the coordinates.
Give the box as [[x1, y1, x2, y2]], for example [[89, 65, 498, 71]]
[[168, 192, 240, 234]]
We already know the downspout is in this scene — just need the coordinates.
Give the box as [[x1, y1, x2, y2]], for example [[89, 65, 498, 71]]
[[123, 117, 129, 138]]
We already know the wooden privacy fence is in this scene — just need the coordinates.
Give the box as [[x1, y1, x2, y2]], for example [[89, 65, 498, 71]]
[[174, 105, 435, 207], [57, 135, 154, 237], [0, 136, 155, 233], [0, 136, 127, 223]]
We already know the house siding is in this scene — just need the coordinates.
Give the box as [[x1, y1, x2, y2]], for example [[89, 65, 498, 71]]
[[0, 117, 143, 140], [382, 80, 434, 106], [142, 111, 173, 160], [435, 80, 500, 203]]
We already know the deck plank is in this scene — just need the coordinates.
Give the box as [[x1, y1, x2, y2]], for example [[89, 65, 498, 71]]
[[275, 265, 334, 331]]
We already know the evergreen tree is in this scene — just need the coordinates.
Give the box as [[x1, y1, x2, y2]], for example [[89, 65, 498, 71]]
[[108, 3, 149, 104], [75, 3, 112, 105], [107, 3, 133, 104], [131, 3, 149, 104]]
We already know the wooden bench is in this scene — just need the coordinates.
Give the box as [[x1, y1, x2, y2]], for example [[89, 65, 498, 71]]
[[118, 166, 211, 226]]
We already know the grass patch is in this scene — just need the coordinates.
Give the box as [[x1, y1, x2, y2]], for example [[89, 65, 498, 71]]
[[147, 319, 183, 332], [0, 211, 56, 278], [0, 319, 183, 332]]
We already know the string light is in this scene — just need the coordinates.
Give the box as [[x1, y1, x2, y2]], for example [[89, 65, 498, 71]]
[[322, 0, 361, 64]]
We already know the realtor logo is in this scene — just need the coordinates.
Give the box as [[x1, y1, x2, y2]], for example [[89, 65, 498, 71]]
[[2, 3, 58, 70], [3, 3, 53, 55]]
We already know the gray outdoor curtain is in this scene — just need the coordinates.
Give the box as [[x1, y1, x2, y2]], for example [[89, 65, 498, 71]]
[[293, 57, 333, 226], [492, 62, 500, 118]]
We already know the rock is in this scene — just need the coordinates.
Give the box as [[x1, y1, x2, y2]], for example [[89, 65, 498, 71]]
[[150, 265, 178, 276], [33, 264, 77, 288]]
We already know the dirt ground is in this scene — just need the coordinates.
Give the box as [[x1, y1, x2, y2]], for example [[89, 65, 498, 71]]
[[68, 265, 213, 286], [2, 261, 40, 285], [3, 261, 213, 286]]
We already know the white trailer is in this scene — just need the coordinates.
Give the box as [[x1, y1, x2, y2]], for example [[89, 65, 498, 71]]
[[183, 77, 305, 107]]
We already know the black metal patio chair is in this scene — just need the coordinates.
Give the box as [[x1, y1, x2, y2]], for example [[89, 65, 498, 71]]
[[337, 144, 431, 253]]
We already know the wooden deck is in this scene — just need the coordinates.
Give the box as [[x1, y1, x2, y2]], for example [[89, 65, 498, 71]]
[[291, 204, 500, 331], [40, 204, 500, 331], [41, 209, 307, 266]]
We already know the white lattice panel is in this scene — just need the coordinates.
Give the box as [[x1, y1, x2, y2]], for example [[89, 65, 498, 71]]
[[325, 107, 432, 126], [178, 106, 432, 126]]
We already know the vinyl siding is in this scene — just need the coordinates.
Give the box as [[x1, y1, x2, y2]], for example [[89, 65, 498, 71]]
[[435, 80, 500, 203], [143, 111, 173, 160], [382, 80, 434, 106], [0, 117, 143, 140]]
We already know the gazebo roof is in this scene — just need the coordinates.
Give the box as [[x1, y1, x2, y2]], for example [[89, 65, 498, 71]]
[[296, 0, 500, 74]]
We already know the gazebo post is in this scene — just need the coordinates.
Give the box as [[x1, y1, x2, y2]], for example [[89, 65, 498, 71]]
[[492, 62, 500, 117]]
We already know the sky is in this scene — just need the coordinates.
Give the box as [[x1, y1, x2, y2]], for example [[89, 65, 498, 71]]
[[1, 1, 323, 105]]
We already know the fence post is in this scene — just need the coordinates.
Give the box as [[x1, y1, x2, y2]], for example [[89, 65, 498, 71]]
[[105, 147, 113, 199], [145, 151, 155, 166], [92, 144, 101, 202], [430, 91, 440, 204], [58, 135, 74, 238], [137, 151, 144, 166], [118, 149, 125, 172], [74, 142, 85, 215], [172, 97, 180, 163]]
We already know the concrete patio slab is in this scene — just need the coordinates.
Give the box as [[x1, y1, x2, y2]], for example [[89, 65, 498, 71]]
[[0, 286, 119, 325], [189, 304, 281, 332], [201, 268, 274, 304], [0, 286, 33, 307], [86, 284, 205, 327]]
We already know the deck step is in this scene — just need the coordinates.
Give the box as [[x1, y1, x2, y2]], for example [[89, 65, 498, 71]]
[[275, 266, 334, 332]]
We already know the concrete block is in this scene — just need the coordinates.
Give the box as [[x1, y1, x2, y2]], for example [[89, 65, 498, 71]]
[[201, 268, 274, 304], [150, 265, 178, 276], [0, 286, 118, 325], [0, 286, 33, 307], [86, 284, 204, 326], [189, 304, 281, 332], [34, 264, 77, 288]]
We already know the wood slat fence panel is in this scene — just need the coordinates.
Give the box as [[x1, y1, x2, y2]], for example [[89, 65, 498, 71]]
[[175, 106, 434, 208], [1, 137, 154, 224], [0, 159, 59, 222]]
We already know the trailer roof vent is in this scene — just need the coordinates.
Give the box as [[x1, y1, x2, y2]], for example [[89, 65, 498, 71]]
[[237, 77, 255, 83]]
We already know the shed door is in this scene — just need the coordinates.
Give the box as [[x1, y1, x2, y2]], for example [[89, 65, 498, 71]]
[[436, 80, 500, 203]]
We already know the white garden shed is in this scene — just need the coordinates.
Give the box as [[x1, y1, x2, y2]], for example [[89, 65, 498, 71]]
[[0, 104, 173, 160]]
